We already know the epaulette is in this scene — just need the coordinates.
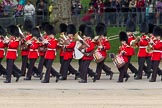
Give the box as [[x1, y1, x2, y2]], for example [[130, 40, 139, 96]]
[[126, 44, 130, 48], [104, 37, 108, 41]]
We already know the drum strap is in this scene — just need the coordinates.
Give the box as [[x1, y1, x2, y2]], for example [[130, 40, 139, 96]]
[[65, 48, 73, 52], [84, 51, 94, 56]]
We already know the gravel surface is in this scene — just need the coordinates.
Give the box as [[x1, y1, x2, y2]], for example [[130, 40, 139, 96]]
[[0, 62, 162, 108]]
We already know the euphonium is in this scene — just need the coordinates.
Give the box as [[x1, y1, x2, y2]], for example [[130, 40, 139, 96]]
[[58, 32, 69, 46], [74, 32, 90, 48], [146, 38, 155, 53], [146, 44, 153, 53], [130, 36, 140, 48]]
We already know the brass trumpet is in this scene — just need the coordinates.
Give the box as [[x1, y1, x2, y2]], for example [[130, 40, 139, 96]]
[[145, 38, 155, 53], [58, 32, 70, 46], [130, 36, 140, 48]]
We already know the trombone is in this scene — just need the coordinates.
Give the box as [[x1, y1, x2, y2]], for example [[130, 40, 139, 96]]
[[107, 35, 119, 41], [92, 35, 119, 42]]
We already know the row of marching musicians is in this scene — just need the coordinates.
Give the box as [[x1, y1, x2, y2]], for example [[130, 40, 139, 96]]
[[0, 20, 114, 83], [114, 19, 162, 83], [0, 20, 162, 83]]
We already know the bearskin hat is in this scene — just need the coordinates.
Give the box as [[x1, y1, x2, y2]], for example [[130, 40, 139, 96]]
[[148, 23, 155, 34], [79, 24, 86, 35], [153, 26, 162, 37], [7, 25, 20, 37], [45, 24, 56, 35], [95, 22, 107, 36], [23, 19, 33, 33], [139, 22, 148, 33], [59, 23, 67, 33], [0, 25, 6, 36], [126, 19, 136, 32], [31, 27, 41, 38], [84, 26, 94, 38], [119, 31, 128, 42], [40, 22, 50, 31], [67, 24, 76, 35]]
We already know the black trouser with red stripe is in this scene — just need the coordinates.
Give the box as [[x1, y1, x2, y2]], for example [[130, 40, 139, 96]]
[[37, 56, 45, 75], [80, 60, 91, 82], [21, 56, 28, 76], [26, 58, 37, 79], [137, 57, 152, 79], [118, 63, 129, 82], [150, 60, 160, 81], [6, 59, 21, 82], [60, 58, 72, 79], [0, 58, 6, 75], [21, 55, 40, 76], [127, 56, 138, 74], [95, 59, 113, 80], [60, 56, 77, 75]]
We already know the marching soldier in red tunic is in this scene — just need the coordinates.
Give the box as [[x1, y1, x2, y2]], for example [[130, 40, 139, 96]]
[[78, 26, 95, 83], [149, 26, 162, 82], [59, 23, 78, 79], [147, 24, 162, 79], [37, 22, 51, 79], [77, 24, 96, 79], [135, 22, 152, 80], [41, 24, 59, 83], [4, 25, 21, 83], [117, 32, 132, 82], [59, 24, 76, 80], [0, 26, 7, 76], [24, 27, 40, 80], [94, 23, 113, 80], [125, 19, 138, 77], [20, 19, 33, 76]]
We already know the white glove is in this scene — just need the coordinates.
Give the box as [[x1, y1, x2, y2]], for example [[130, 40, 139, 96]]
[[98, 46, 103, 49], [81, 49, 85, 53], [26, 40, 32, 45], [43, 39, 48, 44]]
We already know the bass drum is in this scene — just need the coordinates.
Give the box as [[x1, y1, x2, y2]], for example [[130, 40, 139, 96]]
[[73, 41, 84, 59]]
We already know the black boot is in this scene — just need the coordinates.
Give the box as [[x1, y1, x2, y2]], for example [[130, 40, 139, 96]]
[[75, 72, 80, 80], [78, 79, 87, 83], [41, 80, 49, 83], [4, 80, 11, 83], [93, 73, 97, 82]]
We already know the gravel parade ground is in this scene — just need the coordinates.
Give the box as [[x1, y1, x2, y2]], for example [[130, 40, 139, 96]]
[[0, 62, 162, 108]]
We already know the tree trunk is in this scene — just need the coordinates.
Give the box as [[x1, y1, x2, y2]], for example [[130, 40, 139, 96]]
[[50, 0, 72, 33]]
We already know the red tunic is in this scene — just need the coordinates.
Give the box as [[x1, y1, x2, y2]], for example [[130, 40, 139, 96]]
[[62, 38, 76, 60], [151, 40, 162, 61], [21, 34, 32, 56], [44, 37, 58, 60], [96, 37, 110, 58], [0, 37, 5, 58], [137, 35, 150, 57], [39, 35, 48, 56], [128, 34, 136, 56], [28, 39, 39, 59], [118, 44, 132, 63], [6, 37, 19, 60], [82, 38, 95, 60]]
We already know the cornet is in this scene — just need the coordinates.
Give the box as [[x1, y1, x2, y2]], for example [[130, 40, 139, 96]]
[[58, 32, 70, 46], [130, 36, 140, 48], [3, 36, 10, 44]]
